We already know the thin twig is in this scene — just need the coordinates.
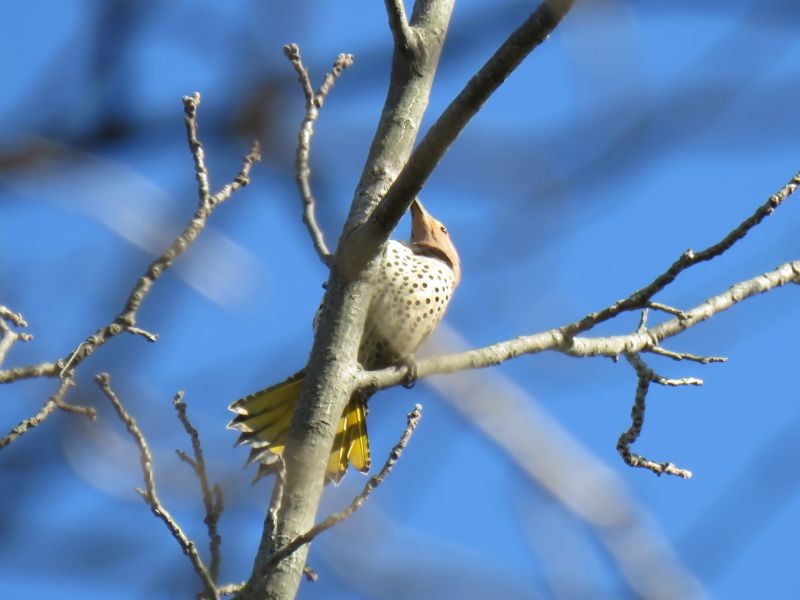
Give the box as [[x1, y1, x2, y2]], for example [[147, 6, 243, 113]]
[[95, 373, 219, 599], [565, 169, 800, 337], [183, 92, 212, 204], [56, 401, 97, 420], [218, 583, 246, 597], [383, 0, 415, 53], [283, 44, 354, 267], [636, 308, 649, 333], [0, 95, 260, 385], [0, 306, 27, 328], [649, 346, 728, 364], [258, 405, 422, 577], [283, 44, 315, 106], [617, 355, 694, 479], [314, 54, 355, 108], [212, 140, 261, 205], [174, 391, 224, 583], [0, 312, 32, 367], [127, 326, 158, 342], [0, 378, 74, 449], [647, 301, 689, 320], [266, 456, 287, 554]]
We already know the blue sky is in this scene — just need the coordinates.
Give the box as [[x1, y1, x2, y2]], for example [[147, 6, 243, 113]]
[[1, 1, 799, 598]]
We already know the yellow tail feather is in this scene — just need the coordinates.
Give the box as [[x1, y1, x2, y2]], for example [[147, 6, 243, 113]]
[[228, 370, 371, 483]]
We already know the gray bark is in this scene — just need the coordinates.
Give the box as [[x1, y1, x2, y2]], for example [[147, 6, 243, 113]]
[[239, 1, 576, 598]]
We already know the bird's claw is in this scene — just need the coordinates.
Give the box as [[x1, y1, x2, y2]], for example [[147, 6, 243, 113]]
[[400, 356, 418, 389]]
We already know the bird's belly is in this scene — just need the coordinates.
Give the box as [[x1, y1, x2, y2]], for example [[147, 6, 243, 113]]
[[358, 242, 454, 369]]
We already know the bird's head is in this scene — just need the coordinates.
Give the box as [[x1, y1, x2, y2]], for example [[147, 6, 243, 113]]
[[410, 198, 461, 286]]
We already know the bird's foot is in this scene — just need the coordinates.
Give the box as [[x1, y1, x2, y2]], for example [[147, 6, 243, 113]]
[[399, 355, 418, 389]]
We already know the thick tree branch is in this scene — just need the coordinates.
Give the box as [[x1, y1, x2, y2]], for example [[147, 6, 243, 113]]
[[384, 0, 415, 53], [255, 405, 422, 585], [0, 95, 260, 386], [363, 260, 800, 390], [244, 3, 458, 599], [247, 5, 583, 598], [354, 0, 577, 258]]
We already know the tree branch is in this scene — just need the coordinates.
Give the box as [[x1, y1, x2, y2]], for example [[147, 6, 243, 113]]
[[245, 3, 458, 598], [174, 391, 225, 584], [355, 0, 577, 257], [363, 259, 800, 390], [617, 355, 695, 479], [649, 346, 727, 364], [0, 94, 260, 385], [96, 373, 219, 599], [563, 168, 800, 337], [283, 44, 354, 267], [0, 377, 74, 449], [0, 306, 27, 328], [0, 307, 31, 367], [383, 0, 415, 53], [255, 405, 422, 585]]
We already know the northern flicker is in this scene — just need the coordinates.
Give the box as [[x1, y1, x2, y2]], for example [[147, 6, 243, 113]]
[[228, 198, 460, 483]]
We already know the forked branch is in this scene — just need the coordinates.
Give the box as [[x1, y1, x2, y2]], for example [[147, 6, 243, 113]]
[[284, 44, 354, 267]]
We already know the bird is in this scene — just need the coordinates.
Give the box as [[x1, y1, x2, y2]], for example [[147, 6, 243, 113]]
[[228, 198, 460, 484]]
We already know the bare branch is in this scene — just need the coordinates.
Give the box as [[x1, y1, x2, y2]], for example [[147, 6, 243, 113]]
[[383, 0, 415, 53], [183, 92, 212, 203], [0, 95, 260, 385], [364, 259, 800, 391], [0, 306, 27, 328], [649, 346, 728, 364], [257, 405, 422, 582], [173, 391, 224, 583], [283, 44, 315, 106], [426, 324, 706, 598], [95, 374, 218, 599], [0, 378, 74, 449], [314, 53, 355, 108], [565, 169, 800, 337], [358, 0, 577, 254], [56, 400, 98, 420], [635, 308, 649, 333], [212, 140, 261, 205], [617, 355, 694, 479], [0, 310, 32, 367], [126, 326, 159, 342], [218, 583, 246, 597], [283, 44, 354, 267], [647, 301, 689, 320]]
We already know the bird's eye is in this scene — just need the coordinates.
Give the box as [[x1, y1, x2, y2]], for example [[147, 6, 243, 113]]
[[440, 226, 447, 234]]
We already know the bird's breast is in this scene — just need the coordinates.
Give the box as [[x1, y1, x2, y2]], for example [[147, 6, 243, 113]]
[[359, 241, 455, 369]]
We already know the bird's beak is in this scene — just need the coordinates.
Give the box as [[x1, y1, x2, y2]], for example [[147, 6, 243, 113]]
[[410, 197, 427, 223]]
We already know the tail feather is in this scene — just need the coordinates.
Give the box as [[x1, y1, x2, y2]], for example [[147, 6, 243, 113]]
[[228, 369, 371, 484], [345, 401, 371, 474], [326, 412, 351, 485]]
